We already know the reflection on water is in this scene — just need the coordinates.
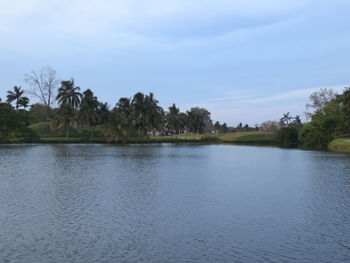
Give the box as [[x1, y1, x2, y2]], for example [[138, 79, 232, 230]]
[[0, 144, 350, 262]]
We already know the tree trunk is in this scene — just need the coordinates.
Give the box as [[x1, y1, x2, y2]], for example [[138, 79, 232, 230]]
[[90, 128, 94, 143], [66, 125, 69, 138]]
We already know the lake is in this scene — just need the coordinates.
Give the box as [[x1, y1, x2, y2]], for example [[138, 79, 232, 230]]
[[0, 144, 350, 262]]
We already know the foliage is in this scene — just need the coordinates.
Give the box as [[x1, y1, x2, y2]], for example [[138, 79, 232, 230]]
[[214, 121, 229, 134], [166, 103, 183, 134], [6, 86, 29, 111], [187, 107, 211, 133], [0, 102, 38, 143], [56, 79, 82, 108], [300, 97, 347, 148], [305, 88, 337, 118], [52, 104, 76, 138], [77, 89, 103, 141], [277, 113, 303, 147], [29, 104, 48, 123]]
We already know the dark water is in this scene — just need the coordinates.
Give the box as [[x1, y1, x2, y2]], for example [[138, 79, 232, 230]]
[[0, 144, 350, 263]]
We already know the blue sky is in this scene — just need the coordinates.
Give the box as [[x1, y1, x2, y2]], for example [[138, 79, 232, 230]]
[[0, 0, 349, 125]]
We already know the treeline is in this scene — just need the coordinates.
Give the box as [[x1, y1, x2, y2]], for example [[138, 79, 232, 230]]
[[300, 87, 350, 148], [2, 66, 348, 149], [1, 67, 236, 143], [272, 87, 350, 148]]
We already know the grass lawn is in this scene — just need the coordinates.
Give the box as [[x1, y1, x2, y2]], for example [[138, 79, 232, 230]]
[[218, 131, 277, 143], [328, 138, 350, 153], [13, 123, 279, 145], [150, 131, 278, 144]]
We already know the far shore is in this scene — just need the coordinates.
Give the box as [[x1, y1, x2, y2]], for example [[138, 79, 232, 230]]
[[3, 122, 349, 153], [4, 130, 279, 146]]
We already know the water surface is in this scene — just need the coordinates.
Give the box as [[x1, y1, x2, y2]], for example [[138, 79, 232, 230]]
[[0, 144, 350, 262]]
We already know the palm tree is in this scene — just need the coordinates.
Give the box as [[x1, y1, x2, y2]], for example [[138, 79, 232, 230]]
[[166, 104, 181, 134], [79, 89, 100, 141], [6, 86, 29, 111], [56, 79, 82, 108], [145, 93, 164, 136], [18, 97, 30, 109], [280, 112, 293, 126], [105, 97, 135, 140], [131, 92, 148, 136], [131, 92, 163, 136], [52, 104, 75, 138]]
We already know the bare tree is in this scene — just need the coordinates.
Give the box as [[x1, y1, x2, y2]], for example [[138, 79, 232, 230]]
[[306, 88, 337, 118], [260, 120, 280, 132], [25, 66, 58, 120]]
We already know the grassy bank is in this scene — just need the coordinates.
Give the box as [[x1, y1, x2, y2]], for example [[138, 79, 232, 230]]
[[328, 138, 350, 153], [27, 122, 106, 143], [25, 123, 278, 145]]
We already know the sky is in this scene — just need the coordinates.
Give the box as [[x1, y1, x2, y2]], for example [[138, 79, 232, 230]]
[[0, 0, 349, 125]]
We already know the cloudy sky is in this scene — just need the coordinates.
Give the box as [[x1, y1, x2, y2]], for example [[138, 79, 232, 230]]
[[0, 0, 349, 125]]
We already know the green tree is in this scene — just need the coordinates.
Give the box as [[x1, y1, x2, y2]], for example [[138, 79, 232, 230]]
[[29, 103, 48, 123], [178, 112, 188, 134], [53, 104, 76, 138], [166, 104, 182, 134], [18, 97, 30, 109], [187, 107, 211, 133], [0, 100, 36, 143], [97, 102, 110, 124], [79, 89, 100, 141], [131, 92, 147, 136], [214, 121, 220, 133], [145, 93, 164, 136], [103, 97, 135, 142], [131, 92, 163, 136], [0, 102, 17, 142], [300, 97, 347, 148], [6, 86, 29, 111], [278, 113, 303, 147], [56, 79, 82, 108]]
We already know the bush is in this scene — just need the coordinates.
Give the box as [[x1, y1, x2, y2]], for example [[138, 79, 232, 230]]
[[278, 127, 299, 147], [299, 122, 331, 149]]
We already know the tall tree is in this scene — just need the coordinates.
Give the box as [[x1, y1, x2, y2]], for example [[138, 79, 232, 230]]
[[280, 112, 293, 126], [56, 79, 82, 108], [53, 104, 76, 138], [145, 93, 164, 135], [187, 107, 211, 133], [131, 92, 163, 136], [97, 102, 110, 124], [131, 92, 147, 136], [6, 86, 29, 111], [166, 104, 182, 134], [278, 114, 303, 147], [18, 97, 30, 109], [79, 89, 100, 141], [25, 66, 58, 120], [306, 88, 337, 118], [104, 97, 135, 141]]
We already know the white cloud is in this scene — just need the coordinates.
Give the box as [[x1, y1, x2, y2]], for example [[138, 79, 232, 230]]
[[0, 0, 310, 41], [235, 85, 346, 104], [180, 84, 348, 125]]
